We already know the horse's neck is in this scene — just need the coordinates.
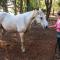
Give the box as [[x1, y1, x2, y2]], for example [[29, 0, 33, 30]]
[[16, 11, 35, 29], [24, 11, 35, 28], [25, 11, 34, 21], [20, 11, 34, 19], [16, 11, 34, 25]]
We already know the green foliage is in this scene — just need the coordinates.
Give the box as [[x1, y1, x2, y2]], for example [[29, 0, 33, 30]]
[[30, 0, 46, 9], [0, 0, 60, 13], [52, 0, 59, 11], [15, 0, 60, 13], [58, 0, 60, 7]]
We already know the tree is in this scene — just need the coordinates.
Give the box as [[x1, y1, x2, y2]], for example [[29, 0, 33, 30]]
[[14, 0, 17, 14], [58, 0, 60, 9], [12, 0, 20, 14], [45, 0, 52, 20], [20, 0, 23, 13], [26, 0, 30, 11]]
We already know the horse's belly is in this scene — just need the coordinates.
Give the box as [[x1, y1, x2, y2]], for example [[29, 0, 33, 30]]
[[6, 25, 16, 31], [16, 22, 26, 32], [2, 22, 17, 32]]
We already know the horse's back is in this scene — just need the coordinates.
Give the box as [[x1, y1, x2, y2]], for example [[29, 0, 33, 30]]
[[1, 11, 33, 32], [2, 14, 17, 31]]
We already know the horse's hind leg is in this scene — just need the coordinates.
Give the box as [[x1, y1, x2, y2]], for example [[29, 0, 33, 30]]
[[0, 24, 4, 33], [1, 25, 6, 36], [19, 32, 25, 52]]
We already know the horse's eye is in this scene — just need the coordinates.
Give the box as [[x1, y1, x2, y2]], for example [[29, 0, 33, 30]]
[[40, 17, 43, 20]]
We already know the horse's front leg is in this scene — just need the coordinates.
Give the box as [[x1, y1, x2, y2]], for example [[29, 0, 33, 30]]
[[19, 32, 25, 52]]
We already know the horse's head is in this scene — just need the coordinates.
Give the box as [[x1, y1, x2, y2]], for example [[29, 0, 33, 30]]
[[33, 8, 48, 29]]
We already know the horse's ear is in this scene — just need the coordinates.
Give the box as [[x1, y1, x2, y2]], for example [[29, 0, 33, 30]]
[[33, 7, 39, 10], [36, 7, 39, 10], [39, 8, 41, 11], [32, 9, 37, 17]]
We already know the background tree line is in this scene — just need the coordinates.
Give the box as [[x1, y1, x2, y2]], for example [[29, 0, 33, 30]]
[[0, 0, 60, 20]]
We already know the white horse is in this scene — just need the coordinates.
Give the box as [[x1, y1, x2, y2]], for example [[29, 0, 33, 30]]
[[0, 9, 48, 52]]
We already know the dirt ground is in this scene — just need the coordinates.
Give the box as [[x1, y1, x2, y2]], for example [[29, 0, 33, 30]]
[[0, 21, 57, 60]]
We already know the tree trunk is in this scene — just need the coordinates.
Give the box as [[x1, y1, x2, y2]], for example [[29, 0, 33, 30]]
[[14, 0, 17, 15], [20, 0, 23, 13], [3, 4, 8, 12], [2, 0, 8, 12], [52, 8, 54, 15], [45, 0, 52, 20], [26, 0, 30, 11]]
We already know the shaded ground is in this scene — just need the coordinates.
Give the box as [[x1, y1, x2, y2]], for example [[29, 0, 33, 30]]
[[0, 21, 57, 60]]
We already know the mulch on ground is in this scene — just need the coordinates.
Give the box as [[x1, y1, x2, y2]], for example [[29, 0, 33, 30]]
[[0, 21, 57, 60]]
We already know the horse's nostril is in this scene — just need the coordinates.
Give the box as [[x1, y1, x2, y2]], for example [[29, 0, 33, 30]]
[[40, 17, 43, 20], [45, 26, 48, 29]]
